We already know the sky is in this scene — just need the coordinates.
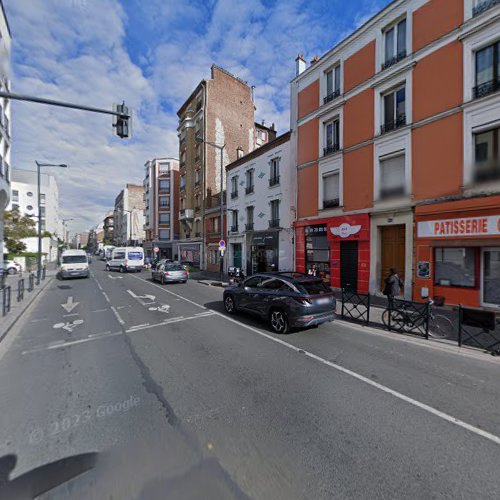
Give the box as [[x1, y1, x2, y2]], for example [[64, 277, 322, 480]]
[[4, 0, 391, 234]]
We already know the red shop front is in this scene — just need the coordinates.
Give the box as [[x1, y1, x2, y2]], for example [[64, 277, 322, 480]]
[[294, 214, 370, 293]]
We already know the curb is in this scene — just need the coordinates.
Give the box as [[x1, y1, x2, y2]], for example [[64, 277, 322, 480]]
[[0, 277, 53, 344]]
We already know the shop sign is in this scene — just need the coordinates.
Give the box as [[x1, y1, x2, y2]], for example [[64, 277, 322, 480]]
[[330, 223, 362, 239], [305, 225, 327, 236], [418, 215, 500, 238], [252, 232, 278, 246]]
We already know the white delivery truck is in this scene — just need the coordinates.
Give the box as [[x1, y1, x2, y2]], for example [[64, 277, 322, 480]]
[[106, 247, 144, 273], [59, 249, 89, 279]]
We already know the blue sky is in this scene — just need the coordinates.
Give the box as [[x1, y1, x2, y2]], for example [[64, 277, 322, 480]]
[[4, 0, 391, 233]]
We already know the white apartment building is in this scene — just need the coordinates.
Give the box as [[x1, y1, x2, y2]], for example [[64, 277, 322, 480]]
[[226, 131, 294, 275], [8, 170, 61, 237], [143, 157, 179, 259], [0, 0, 11, 265], [113, 183, 145, 246]]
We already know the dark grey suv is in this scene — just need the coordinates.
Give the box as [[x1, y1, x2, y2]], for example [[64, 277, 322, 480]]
[[223, 272, 336, 334]]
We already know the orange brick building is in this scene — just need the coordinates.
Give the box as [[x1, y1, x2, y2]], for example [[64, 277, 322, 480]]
[[292, 0, 500, 308]]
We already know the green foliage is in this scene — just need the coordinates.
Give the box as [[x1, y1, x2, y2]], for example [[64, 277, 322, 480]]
[[41, 230, 53, 238], [4, 208, 37, 254]]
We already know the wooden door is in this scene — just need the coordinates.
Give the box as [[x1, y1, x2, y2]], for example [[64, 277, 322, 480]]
[[380, 225, 405, 291]]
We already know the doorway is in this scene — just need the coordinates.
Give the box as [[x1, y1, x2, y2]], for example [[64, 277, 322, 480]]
[[232, 243, 242, 269], [380, 225, 405, 291], [340, 241, 358, 292], [482, 248, 500, 307]]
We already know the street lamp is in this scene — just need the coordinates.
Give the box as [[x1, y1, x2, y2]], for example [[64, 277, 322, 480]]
[[195, 135, 225, 283], [35, 161, 68, 278]]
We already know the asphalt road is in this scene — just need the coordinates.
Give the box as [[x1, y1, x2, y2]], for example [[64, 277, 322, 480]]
[[1, 260, 500, 499]]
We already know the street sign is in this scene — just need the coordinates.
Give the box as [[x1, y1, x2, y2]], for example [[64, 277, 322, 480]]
[[154, 246, 159, 253], [219, 240, 225, 248]]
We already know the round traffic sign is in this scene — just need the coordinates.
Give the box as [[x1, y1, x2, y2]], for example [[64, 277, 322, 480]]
[[219, 240, 226, 248]]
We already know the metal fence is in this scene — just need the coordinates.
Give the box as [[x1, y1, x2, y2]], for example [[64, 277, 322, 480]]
[[386, 299, 430, 339], [341, 289, 370, 325], [458, 306, 500, 355], [1, 270, 48, 319]]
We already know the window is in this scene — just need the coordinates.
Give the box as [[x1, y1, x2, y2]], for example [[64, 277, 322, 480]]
[[159, 229, 170, 240], [159, 213, 170, 224], [474, 126, 500, 181], [40, 206, 46, 217], [180, 128, 186, 144], [27, 191, 33, 197], [159, 162, 169, 175], [382, 86, 406, 133], [195, 194, 200, 210], [379, 154, 405, 199], [195, 169, 201, 186], [214, 217, 220, 233], [209, 249, 219, 265], [231, 210, 238, 231], [258, 278, 283, 290], [269, 199, 280, 227], [195, 142, 202, 160], [159, 179, 170, 191], [159, 196, 169, 207], [244, 276, 261, 288], [180, 175, 186, 191], [305, 225, 330, 282], [11, 203, 19, 211], [246, 205, 254, 229], [323, 172, 340, 208], [237, 148, 244, 159], [474, 41, 500, 99], [231, 176, 238, 197], [245, 169, 254, 194], [383, 18, 406, 69], [40, 193, 46, 204], [269, 159, 280, 186], [435, 248, 475, 287], [324, 65, 341, 103], [324, 119, 340, 155], [12, 190, 19, 202]]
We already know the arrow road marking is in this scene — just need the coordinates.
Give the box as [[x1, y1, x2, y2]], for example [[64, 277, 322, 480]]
[[148, 305, 170, 313], [61, 296, 79, 313], [53, 319, 84, 333], [107, 274, 123, 280], [127, 289, 156, 306]]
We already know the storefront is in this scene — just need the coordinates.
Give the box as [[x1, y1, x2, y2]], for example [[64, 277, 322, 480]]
[[295, 214, 370, 292], [176, 242, 201, 268], [414, 196, 500, 308], [247, 231, 279, 275]]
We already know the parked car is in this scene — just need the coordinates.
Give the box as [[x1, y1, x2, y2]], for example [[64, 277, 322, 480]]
[[223, 272, 336, 334], [1, 260, 22, 275], [106, 247, 144, 273], [152, 262, 189, 284], [59, 249, 89, 279]]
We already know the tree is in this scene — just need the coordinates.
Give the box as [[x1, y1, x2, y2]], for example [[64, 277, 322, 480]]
[[4, 208, 37, 254], [41, 230, 53, 238]]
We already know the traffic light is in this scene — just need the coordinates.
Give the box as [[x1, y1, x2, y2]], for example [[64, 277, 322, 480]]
[[113, 102, 132, 139]]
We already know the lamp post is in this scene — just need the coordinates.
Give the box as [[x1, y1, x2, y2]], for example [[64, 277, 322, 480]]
[[195, 135, 225, 284], [35, 161, 68, 279]]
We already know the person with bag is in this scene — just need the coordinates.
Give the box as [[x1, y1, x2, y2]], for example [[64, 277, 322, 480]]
[[383, 268, 403, 306]]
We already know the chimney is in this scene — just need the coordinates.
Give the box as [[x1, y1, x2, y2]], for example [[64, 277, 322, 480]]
[[237, 147, 244, 159], [310, 55, 319, 65], [251, 85, 255, 102], [295, 54, 306, 77]]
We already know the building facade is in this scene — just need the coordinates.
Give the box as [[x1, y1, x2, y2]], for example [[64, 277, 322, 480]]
[[103, 211, 114, 243], [0, 0, 11, 266], [176, 64, 275, 271], [113, 183, 145, 246], [143, 157, 180, 259], [226, 132, 293, 275], [291, 0, 500, 308]]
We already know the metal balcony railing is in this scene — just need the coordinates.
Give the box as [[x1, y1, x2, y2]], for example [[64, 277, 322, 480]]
[[473, 77, 500, 100], [269, 219, 280, 228], [473, 0, 500, 16], [381, 113, 406, 134], [230, 225, 238, 233], [269, 175, 280, 187], [245, 185, 254, 195], [231, 191, 238, 199], [323, 88, 341, 105], [323, 198, 340, 209], [245, 222, 254, 231], [382, 50, 407, 71], [323, 143, 340, 156]]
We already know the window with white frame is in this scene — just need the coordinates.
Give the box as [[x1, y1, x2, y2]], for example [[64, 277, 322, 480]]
[[159, 212, 170, 224], [231, 210, 238, 231], [383, 17, 407, 69], [246, 205, 254, 229], [245, 169, 254, 193], [159, 196, 169, 208], [382, 86, 406, 134], [159, 229, 170, 240], [324, 118, 340, 156], [40, 193, 46, 204], [159, 179, 169, 192], [379, 154, 406, 199], [325, 65, 341, 103], [474, 126, 500, 182], [159, 162, 169, 175], [269, 158, 280, 186], [322, 172, 340, 208], [474, 41, 500, 99], [12, 189, 18, 202], [270, 199, 280, 226], [231, 176, 238, 197]]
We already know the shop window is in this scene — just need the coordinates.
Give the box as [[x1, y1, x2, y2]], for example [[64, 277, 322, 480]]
[[474, 126, 500, 182], [382, 86, 406, 134], [305, 225, 330, 282], [379, 154, 405, 199], [323, 172, 340, 208], [434, 248, 476, 288], [474, 40, 500, 99]]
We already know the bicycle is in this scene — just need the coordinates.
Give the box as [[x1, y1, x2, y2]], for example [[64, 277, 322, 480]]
[[381, 299, 454, 339]]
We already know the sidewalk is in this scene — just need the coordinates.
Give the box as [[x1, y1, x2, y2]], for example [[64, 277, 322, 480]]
[[190, 270, 230, 287], [0, 267, 57, 343]]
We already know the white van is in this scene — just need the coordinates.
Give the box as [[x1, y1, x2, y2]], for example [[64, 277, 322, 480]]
[[60, 249, 89, 279], [102, 245, 115, 261], [106, 247, 144, 273]]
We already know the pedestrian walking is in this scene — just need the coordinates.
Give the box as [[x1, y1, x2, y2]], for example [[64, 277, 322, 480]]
[[383, 268, 403, 307]]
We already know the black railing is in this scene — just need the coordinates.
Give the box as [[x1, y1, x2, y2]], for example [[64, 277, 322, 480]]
[[195, 180, 201, 187], [245, 185, 254, 194], [381, 113, 406, 134], [245, 222, 254, 231], [17, 279, 24, 302], [382, 50, 407, 70], [230, 225, 239, 233], [180, 209, 185, 216], [231, 191, 238, 199], [386, 299, 430, 338], [269, 219, 280, 228], [323, 89, 341, 104], [323, 144, 340, 156], [473, 77, 500, 99], [474, 167, 500, 183], [379, 186, 406, 200], [2, 285, 11, 316], [473, 0, 500, 16], [341, 289, 370, 325], [323, 198, 340, 209], [180, 185, 186, 192], [458, 305, 500, 354], [269, 175, 280, 186]]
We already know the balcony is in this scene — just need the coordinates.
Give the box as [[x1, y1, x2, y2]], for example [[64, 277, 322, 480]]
[[381, 50, 407, 71], [231, 190, 238, 199], [245, 185, 254, 195], [245, 222, 254, 231], [269, 219, 280, 228], [179, 208, 194, 221], [381, 113, 406, 135], [195, 180, 201, 187], [323, 198, 340, 209], [195, 232, 201, 237], [379, 185, 406, 200], [473, 0, 500, 16], [323, 89, 341, 105], [269, 175, 280, 187], [230, 225, 239, 233], [180, 185, 186, 193], [473, 77, 500, 100], [323, 143, 340, 157]]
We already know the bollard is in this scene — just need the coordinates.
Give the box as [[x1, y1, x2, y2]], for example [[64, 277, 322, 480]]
[[2, 285, 11, 316], [42, 266, 46, 280], [28, 273, 35, 292], [17, 279, 25, 302]]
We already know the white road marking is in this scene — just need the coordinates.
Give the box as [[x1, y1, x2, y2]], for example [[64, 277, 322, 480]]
[[63, 313, 79, 318], [148, 305, 170, 313], [88, 331, 111, 338], [53, 319, 84, 333], [110, 306, 125, 325], [107, 274, 123, 280], [30, 318, 49, 323], [129, 323, 150, 330], [22, 331, 124, 353], [127, 289, 156, 305], [130, 273, 500, 447], [61, 296, 79, 313], [91, 308, 109, 313]]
